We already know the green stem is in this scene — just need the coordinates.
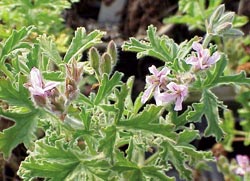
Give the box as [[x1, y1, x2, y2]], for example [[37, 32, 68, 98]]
[[84, 136, 97, 155], [202, 34, 212, 48], [144, 150, 160, 165], [233, 130, 248, 136], [0, 65, 14, 81]]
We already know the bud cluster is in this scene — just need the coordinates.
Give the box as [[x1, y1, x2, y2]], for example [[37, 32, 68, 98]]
[[89, 40, 118, 79], [206, 4, 243, 37], [24, 62, 84, 121], [65, 60, 84, 102]]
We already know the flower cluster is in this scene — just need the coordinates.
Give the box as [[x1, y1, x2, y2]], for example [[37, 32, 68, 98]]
[[24, 62, 83, 120], [142, 41, 220, 111], [142, 65, 188, 111], [186, 42, 220, 71], [235, 155, 250, 176]]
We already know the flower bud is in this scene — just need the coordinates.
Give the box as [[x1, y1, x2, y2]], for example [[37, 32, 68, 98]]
[[89, 47, 100, 74], [218, 12, 235, 24], [215, 22, 232, 34], [209, 4, 225, 25], [100, 53, 112, 75], [107, 40, 118, 66], [224, 28, 244, 37]]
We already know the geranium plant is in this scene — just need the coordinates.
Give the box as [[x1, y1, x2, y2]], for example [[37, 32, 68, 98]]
[[0, 0, 79, 52], [0, 4, 249, 180]]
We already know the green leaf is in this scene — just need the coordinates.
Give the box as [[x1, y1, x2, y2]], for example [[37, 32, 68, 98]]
[[202, 90, 224, 141], [94, 72, 123, 105], [79, 107, 91, 131], [0, 76, 33, 107], [0, 26, 33, 64], [98, 125, 117, 159], [180, 146, 213, 165], [164, 15, 205, 31], [78, 94, 94, 107], [113, 151, 138, 172], [161, 141, 193, 180], [37, 34, 62, 65], [0, 109, 38, 158], [42, 71, 64, 81], [171, 106, 194, 127], [18, 139, 110, 181], [187, 103, 204, 123], [133, 93, 143, 114], [122, 25, 177, 63], [221, 110, 235, 151], [64, 28, 105, 63], [114, 84, 129, 123], [177, 129, 200, 146], [142, 166, 174, 181], [26, 44, 40, 70], [217, 71, 250, 85], [233, 15, 248, 28], [118, 105, 176, 138], [202, 54, 227, 88]]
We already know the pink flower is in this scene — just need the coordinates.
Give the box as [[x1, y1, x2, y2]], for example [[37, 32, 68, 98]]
[[141, 65, 170, 103], [235, 155, 250, 176], [155, 82, 188, 111], [24, 67, 60, 98], [186, 42, 220, 70]]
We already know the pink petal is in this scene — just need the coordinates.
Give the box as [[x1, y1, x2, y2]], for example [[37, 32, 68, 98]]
[[202, 49, 210, 60], [28, 86, 45, 96], [159, 67, 170, 76], [155, 92, 176, 106], [236, 155, 249, 168], [207, 52, 220, 65], [192, 42, 203, 54], [174, 95, 184, 111], [235, 167, 245, 175], [148, 65, 159, 75], [44, 81, 60, 91], [166, 82, 178, 92], [145, 75, 155, 84], [186, 56, 198, 65], [30, 67, 43, 88], [142, 84, 155, 104]]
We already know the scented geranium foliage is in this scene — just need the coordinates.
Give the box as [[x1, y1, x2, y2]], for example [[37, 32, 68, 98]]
[[0, 5, 249, 181]]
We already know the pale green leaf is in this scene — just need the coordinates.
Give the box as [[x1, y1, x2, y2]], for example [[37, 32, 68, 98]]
[[114, 84, 129, 123], [161, 141, 193, 180], [98, 125, 117, 159], [37, 34, 62, 65], [94, 72, 123, 105], [202, 90, 224, 141], [18, 139, 110, 181], [142, 166, 174, 181], [64, 28, 105, 63], [118, 105, 176, 138], [0, 109, 38, 158], [0, 26, 33, 64]]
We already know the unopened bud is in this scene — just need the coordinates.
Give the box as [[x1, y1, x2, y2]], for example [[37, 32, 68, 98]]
[[223, 28, 244, 37], [215, 22, 232, 34], [209, 4, 225, 25], [32, 95, 47, 107], [218, 12, 235, 24], [100, 53, 112, 75], [107, 40, 118, 65], [89, 47, 100, 74]]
